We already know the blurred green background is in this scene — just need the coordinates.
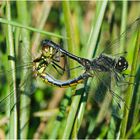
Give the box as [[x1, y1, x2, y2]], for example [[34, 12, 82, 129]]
[[0, 1, 140, 139]]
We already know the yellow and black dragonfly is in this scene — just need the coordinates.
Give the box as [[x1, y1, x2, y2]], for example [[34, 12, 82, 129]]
[[32, 18, 140, 110], [0, 17, 140, 115]]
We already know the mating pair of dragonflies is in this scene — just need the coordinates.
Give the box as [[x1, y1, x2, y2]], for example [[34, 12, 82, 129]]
[[0, 18, 140, 113]]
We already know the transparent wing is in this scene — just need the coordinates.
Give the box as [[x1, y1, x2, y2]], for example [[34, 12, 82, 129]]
[[88, 69, 128, 118], [0, 62, 34, 113], [96, 18, 140, 57]]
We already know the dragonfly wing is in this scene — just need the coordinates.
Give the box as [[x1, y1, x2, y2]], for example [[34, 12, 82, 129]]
[[88, 69, 127, 118], [96, 18, 140, 56], [0, 68, 35, 113]]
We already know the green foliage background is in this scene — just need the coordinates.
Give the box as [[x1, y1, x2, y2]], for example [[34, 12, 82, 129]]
[[0, 1, 140, 139]]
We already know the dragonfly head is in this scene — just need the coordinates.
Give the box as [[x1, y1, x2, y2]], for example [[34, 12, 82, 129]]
[[115, 56, 128, 72], [41, 40, 53, 58]]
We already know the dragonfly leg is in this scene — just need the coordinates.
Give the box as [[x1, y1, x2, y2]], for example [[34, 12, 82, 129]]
[[52, 64, 64, 75]]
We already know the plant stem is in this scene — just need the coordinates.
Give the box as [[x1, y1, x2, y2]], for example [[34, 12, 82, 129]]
[[120, 22, 140, 138], [16, 1, 31, 138], [6, 1, 18, 139]]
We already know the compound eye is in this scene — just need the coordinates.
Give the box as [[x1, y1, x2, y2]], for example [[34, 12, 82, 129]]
[[115, 57, 128, 72], [41, 39, 50, 47]]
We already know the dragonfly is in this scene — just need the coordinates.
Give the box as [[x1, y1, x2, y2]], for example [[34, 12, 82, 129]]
[[37, 39, 128, 85], [32, 18, 140, 110], [0, 18, 140, 115], [33, 39, 129, 108]]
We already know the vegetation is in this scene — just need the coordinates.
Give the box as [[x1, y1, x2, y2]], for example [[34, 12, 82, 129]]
[[0, 1, 140, 139]]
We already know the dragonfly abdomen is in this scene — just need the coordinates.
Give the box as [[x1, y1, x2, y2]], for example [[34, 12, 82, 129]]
[[40, 73, 89, 88]]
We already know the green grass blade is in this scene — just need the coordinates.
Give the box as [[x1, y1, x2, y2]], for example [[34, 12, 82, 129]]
[[86, 0, 108, 59], [0, 18, 66, 39], [120, 1, 128, 52], [120, 21, 140, 138], [5, 1, 18, 139], [62, 1, 81, 138], [16, 1, 31, 138], [75, 1, 108, 138], [108, 2, 128, 139]]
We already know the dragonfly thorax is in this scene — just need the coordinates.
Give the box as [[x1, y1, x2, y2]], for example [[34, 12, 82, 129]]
[[93, 54, 128, 73], [90, 54, 115, 72], [114, 56, 128, 72]]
